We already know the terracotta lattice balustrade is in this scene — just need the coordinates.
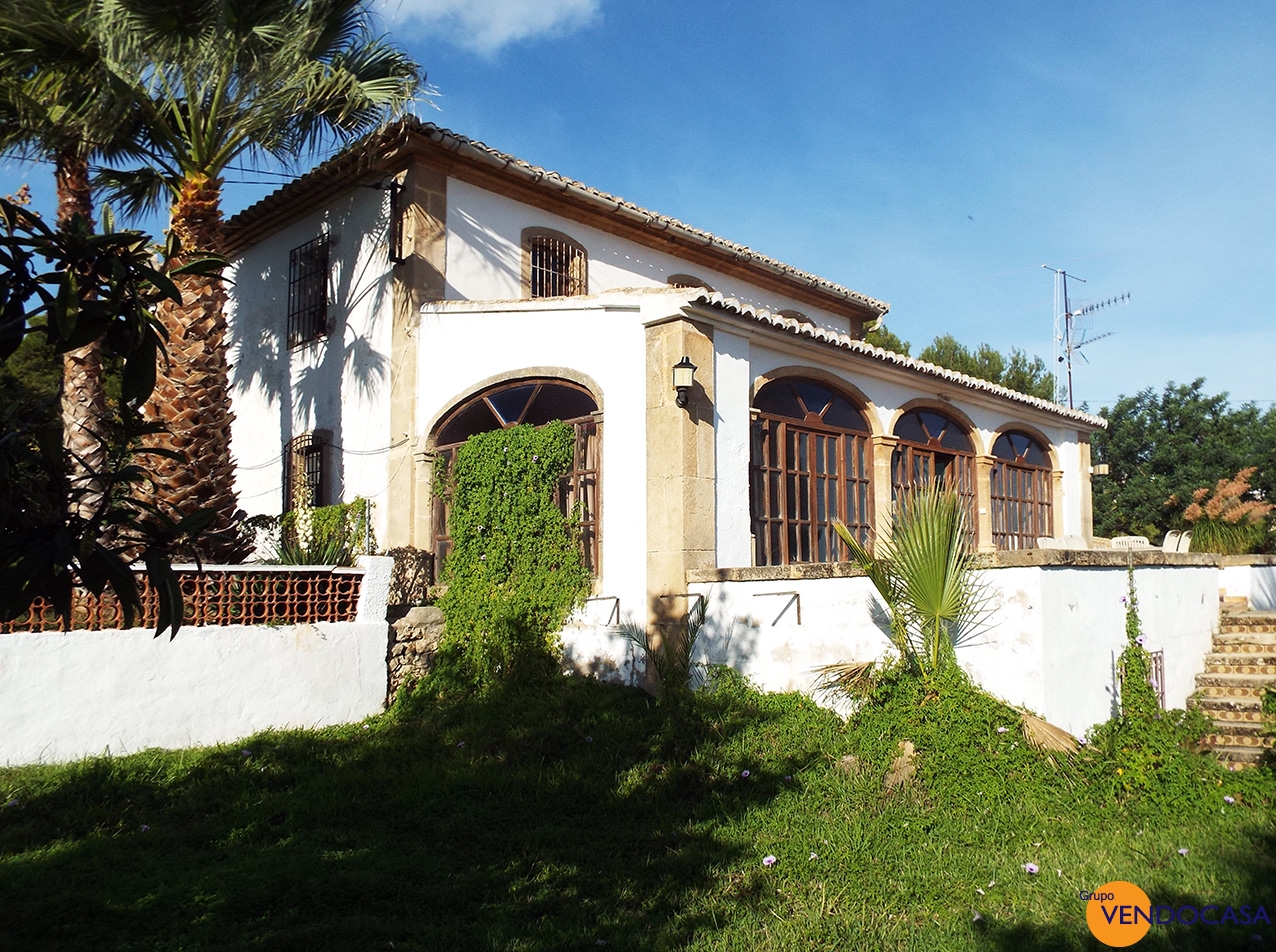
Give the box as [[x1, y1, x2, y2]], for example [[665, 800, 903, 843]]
[[0, 567, 364, 633]]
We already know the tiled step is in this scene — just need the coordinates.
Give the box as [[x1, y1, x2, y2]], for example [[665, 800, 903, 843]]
[[1194, 673, 1274, 691], [1212, 641, 1276, 658], [1205, 744, 1268, 767], [1203, 659, 1276, 676], [1191, 695, 1264, 715]]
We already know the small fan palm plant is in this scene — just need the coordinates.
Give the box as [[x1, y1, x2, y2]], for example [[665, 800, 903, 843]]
[[832, 486, 991, 684]]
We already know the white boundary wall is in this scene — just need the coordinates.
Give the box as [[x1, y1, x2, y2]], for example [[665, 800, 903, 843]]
[[0, 557, 393, 766], [1219, 558, 1276, 612], [690, 562, 1219, 738]]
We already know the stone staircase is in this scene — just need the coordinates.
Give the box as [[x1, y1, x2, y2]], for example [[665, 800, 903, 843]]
[[1190, 611, 1276, 767]]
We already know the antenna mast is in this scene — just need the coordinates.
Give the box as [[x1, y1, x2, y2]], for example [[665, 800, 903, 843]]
[[1042, 265, 1129, 409]]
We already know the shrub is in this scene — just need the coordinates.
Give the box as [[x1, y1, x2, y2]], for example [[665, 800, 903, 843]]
[[431, 422, 590, 692], [1176, 467, 1273, 554], [254, 496, 375, 567]]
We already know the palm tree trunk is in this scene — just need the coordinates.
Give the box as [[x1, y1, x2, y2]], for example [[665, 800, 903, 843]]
[[55, 147, 108, 523], [145, 173, 247, 561]]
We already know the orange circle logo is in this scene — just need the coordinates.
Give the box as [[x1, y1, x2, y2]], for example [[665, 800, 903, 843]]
[[1086, 880, 1153, 947]]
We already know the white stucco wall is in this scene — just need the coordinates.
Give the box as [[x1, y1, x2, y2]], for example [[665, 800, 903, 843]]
[[226, 186, 398, 541], [418, 293, 662, 644], [0, 558, 393, 766], [1220, 560, 1276, 611], [690, 562, 1218, 737], [443, 178, 858, 337]]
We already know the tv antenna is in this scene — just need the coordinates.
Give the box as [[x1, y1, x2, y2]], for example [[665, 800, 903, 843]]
[[1042, 265, 1129, 409]]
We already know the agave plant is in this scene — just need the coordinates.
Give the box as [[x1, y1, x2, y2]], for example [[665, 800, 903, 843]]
[[833, 486, 991, 681]]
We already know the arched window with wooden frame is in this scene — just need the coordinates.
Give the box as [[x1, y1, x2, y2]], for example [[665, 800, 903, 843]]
[[750, 377, 873, 565], [522, 228, 588, 298], [989, 430, 1053, 550], [891, 408, 977, 539], [431, 379, 600, 574]]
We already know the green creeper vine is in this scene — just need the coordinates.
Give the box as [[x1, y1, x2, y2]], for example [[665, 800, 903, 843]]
[[1090, 564, 1216, 809], [433, 422, 591, 691]]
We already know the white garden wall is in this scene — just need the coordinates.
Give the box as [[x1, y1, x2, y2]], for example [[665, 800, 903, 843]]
[[689, 559, 1219, 738], [0, 557, 393, 767], [1219, 557, 1276, 611]]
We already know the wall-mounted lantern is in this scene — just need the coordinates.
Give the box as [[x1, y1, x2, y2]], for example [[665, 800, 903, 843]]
[[672, 355, 697, 408]]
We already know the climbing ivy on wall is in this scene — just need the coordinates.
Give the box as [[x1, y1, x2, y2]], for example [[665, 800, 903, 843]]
[[434, 422, 591, 690]]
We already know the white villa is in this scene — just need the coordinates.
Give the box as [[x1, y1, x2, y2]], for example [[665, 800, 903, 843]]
[[225, 118, 1102, 595], [223, 119, 1240, 739]]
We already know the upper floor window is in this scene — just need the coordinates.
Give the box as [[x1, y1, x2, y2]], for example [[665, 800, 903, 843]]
[[283, 431, 328, 510], [751, 377, 873, 565], [288, 235, 329, 347], [990, 431, 1053, 550], [523, 228, 587, 298], [667, 274, 714, 291]]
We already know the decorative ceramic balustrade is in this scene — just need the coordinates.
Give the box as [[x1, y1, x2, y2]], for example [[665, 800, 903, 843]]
[[1, 566, 364, 633]]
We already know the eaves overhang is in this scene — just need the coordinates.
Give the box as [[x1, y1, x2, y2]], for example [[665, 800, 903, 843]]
[[224, 118, 889, 324], [684, 290, 1107, 430]]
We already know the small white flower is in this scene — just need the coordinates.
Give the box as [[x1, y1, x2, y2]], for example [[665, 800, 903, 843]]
[[809, 852, 818, 860], [976, 888, 985, 896], [740, 769, 750, 778], [1022, 863, 1039, 875], [996, 726, 1008, 734], [1178, 848, 1189, 856], [762, 855, 777, 867]]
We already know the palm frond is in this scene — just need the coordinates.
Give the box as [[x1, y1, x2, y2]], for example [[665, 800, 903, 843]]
[[1019, 709, 1079, 754]]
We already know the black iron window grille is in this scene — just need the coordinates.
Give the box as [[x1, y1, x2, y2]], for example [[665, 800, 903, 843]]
[[283, 432, 326, 510], [288, 235, 329, 346], [529, 233, 587, 297]]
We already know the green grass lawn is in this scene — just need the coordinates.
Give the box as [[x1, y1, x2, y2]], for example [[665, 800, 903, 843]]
[[1, 672, 1272, 951]]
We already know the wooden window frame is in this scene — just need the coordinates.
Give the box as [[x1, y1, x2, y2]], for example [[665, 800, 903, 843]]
[[989, 432, 1054, 550], [522, 227, 588, 298], [890, 410, 978, 543], [287, 235, 329, 347], [431, 379, 601, 574], [750, 378, 873, 566]]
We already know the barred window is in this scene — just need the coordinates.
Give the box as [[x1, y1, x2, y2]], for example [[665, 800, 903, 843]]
[[990, 431, 1053, 550], [750, 378, 873, 565], [283, 432, 327, 511], [525, 229, 587, 298], [288, 235, 329, 347], [891, 408, 977, 543]]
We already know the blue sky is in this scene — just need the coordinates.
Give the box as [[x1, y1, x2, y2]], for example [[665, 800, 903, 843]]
[[7, 1, 1275, 412]]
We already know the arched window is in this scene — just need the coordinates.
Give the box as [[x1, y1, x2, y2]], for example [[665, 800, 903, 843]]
[[522, 228, 587, 298], [750, 378, 873, 565], [990, 431, 1053, 550], [891, 408, 977, 539], [432, 379, 600, 572]]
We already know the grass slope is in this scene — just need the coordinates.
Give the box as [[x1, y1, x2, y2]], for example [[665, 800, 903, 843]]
[[1, 671, 1272, 951]]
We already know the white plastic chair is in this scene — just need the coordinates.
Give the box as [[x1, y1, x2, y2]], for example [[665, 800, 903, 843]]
[[1111, 535, 1152, 549], [1161, 530, 1181, 552], [1178, 530, 1193, 553], [1035, 536, 1061, 549]]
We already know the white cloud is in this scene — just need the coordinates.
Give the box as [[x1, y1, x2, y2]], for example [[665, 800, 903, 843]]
[[378, 0, 600, 55]]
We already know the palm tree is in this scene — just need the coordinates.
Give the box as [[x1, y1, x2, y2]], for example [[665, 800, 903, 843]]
[[0, 0, 143, 520], [96, 0, 422, 559], [832, 486, 991, 680]]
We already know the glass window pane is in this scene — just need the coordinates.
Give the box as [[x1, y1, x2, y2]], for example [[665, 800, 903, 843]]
[[486, 384, 537, 425], [823, 396, 868, 431], [756, 381, 805, 420], [793, 381, 833, 417]]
